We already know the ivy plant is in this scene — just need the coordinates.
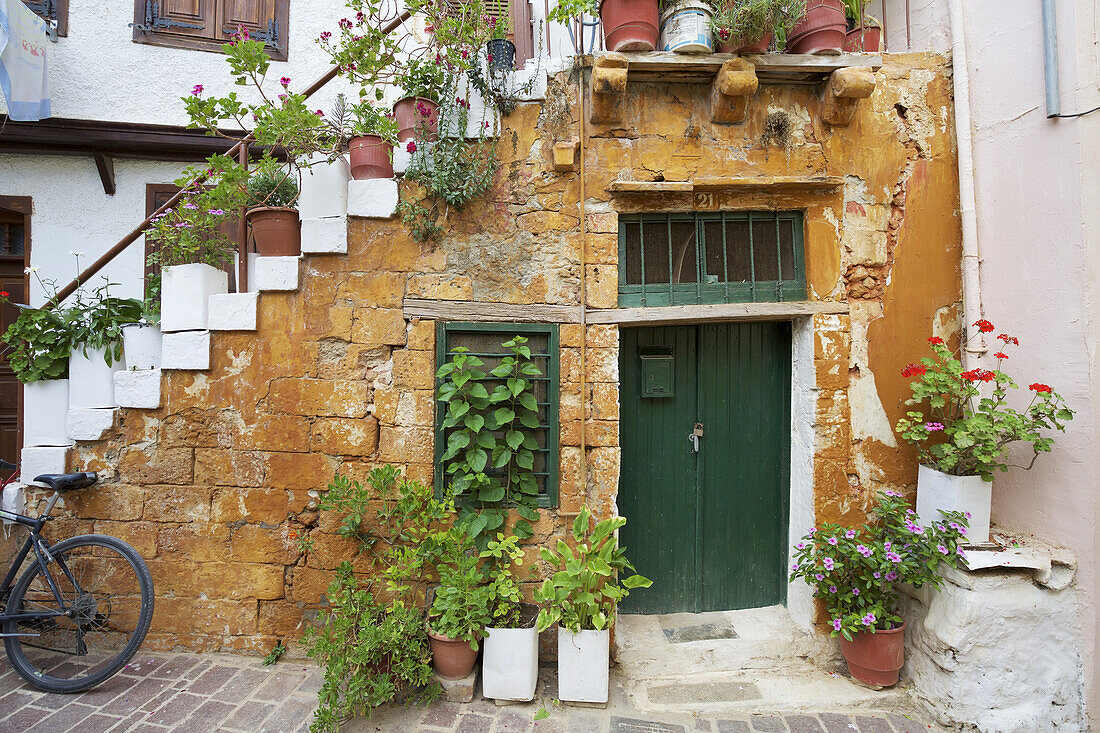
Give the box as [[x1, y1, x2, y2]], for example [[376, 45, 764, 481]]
[[534, 505, 652, 633], [436, 336, 543, 548]]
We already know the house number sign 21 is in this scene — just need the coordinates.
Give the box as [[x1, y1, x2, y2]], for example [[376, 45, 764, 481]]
[[694, 192, 717, 210]]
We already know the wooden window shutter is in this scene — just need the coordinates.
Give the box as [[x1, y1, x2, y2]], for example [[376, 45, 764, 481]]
[[22, 0, 69, 37], [216, 0, 286, 58], [132, 0, 287, 60], [132, 0, 216, 41]]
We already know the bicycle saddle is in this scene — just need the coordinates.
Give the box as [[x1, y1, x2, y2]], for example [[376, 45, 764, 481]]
[[32, 472, 97, 492]]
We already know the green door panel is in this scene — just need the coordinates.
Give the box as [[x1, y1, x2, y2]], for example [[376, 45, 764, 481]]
[[618, 322, 791, 614]]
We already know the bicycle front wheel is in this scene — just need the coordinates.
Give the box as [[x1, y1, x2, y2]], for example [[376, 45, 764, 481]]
[[3, 534, 154, 693]]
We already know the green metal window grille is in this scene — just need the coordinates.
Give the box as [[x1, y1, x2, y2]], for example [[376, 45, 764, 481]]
[[434, 322, 560, 508], [618, 211, 806, 307]]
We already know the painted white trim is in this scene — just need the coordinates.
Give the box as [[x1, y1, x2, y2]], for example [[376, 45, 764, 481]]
[[787, 316, 816, 631]]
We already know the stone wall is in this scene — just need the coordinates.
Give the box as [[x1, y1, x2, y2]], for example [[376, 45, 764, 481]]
[[35, 52, 962, 653]]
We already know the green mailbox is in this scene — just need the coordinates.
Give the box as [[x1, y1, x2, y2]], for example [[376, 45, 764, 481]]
[[640, 354, 674, 398]]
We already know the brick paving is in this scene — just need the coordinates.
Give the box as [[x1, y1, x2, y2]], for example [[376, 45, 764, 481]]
[[0, 652, 940, 733]]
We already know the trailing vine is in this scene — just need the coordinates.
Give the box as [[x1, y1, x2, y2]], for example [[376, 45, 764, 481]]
[[436, 336, 543, 547]]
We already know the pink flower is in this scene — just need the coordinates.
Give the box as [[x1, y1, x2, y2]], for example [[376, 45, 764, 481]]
[[832, 618, 842, 631], [314, 110, 324, 116], [861, 613, 876, 626], [209, 209, 225, 215], [406, 140, 417, 153], [852, 588, 860, 596], [829, 585, 838, 593], [827, 537, 838, 546], [339, 18, 352, 29], [856, 545, 872, 558], [814, 573, 825, 581], [280, 76, 291, 87], [844, 530, 856, 539], [320, 31, 332, 40], [937, 545, 949, 555], [925, 422, 945, 432], [885, 570, 899, 581], [191, 84, 204, 96], [822, 557, 835, 571]]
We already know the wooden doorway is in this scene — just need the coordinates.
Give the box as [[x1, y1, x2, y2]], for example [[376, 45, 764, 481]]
[[0, 197, 31, 462]]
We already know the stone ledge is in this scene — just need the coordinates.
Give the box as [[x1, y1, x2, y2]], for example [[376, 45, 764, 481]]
[[21, 446, 68, 484], [301, 217, 348, 255], [115, 369, 162, 409], [208, 292, 259, 331], [252, 256, 301, 292], [66, 408, 117, 441], [162, 331, 211, 371], [347, 179, 399, 219]]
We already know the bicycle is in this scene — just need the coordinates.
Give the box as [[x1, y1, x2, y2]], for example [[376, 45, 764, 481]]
[[0, 461, 154, 693]]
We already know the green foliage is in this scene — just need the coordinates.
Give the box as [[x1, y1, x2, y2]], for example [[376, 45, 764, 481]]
[[427, 521, 492, 648], [399, 58, 449, 103], [480, 532, 528, 628], [534, 505, 652, 633], [67, 280, 144, 366], [842, 0, 863, 19], [1, 301, 72, 383], [262, 641, 286, 665], [304, 564, 438, 732], [317, 0, 406, 94], [711, 0, 807, 46], [546, 0, 598, 24], [895, 328, 1075, 481], [790, 491, 967, 640], [246, 168, 300, 208], [436, 337, 543, 548], [348, 98, 400, 142]]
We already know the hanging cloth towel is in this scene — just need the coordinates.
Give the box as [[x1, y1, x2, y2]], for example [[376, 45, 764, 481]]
[[0, 0, 51, 121]]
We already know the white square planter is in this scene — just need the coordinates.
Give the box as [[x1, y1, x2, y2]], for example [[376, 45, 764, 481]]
[[557, 627, 609, 704], [68, 346, 122, 408], [916, 464, 992, 544], [301, 217, 348, 255], [122, 323, 162, 370], [347, 179, 399, 219], [114, 369, 162, 409], [21, 446, 68, 484], [161, 263, 228, 333], [483, 623, 539, 702], [23, 379, 72, 448], [299, 154, 351, 220], [162, 331, 211, 371], [208, 292, 258, 331]]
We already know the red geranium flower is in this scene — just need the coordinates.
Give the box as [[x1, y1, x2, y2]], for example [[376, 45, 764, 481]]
[[997, 333, 1019, 345], [993, 352, 1008, 360], [0, 291, 8, 298], [901, 364, 927, 378], [973, 319, 994, 333], [1029, 383, 1053, 393], [927, 337, 945, 345], [962, 369, 995, 383]]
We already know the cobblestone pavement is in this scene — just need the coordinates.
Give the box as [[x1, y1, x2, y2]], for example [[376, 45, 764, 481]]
[[0, 652, 939, 733]]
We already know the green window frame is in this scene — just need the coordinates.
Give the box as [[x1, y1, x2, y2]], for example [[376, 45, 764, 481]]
[[434, 322, 560, 508], [618, 211, 806, 307]]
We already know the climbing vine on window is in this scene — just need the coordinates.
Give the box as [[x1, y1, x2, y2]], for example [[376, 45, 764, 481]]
[[436, 335, 545, 547]]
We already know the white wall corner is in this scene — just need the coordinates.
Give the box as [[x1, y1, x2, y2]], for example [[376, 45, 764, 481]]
[[20, 446, 69, 484], [208, 292, 259, 331], [162, 331, 211, 371], [301, 216, 349, 255], [347, 179, 399, 219], [66, 408, 117, 442], [252, 256, 301, 292], [114, 369, 163, 409], [298, 154, 351, 220]]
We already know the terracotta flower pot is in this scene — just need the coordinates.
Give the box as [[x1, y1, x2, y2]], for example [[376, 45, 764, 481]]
[[786, 0, 846, 55], [601, 0, 660, 52], [348, 135, 394, 180], [393, 96, 439, 143], [247, 206, 301, 257], [718, 31, 773, 54], [843, 23, 881, 52], [426, 626, 479, 680], [840, 622, 906, 687]]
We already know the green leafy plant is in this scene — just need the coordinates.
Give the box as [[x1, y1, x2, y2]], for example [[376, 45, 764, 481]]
[[486, 9, 511, 41], [842, 0, 862, 19], [711, 0, 806, 48], [546, 0, 597, 24], [427, 521, 492, 648], [67, 280, 144, 366], [317, 0, 407, 94], [436, 336, 543, 548], [262, 641, 286, 665], [480, 532, 528, 628], [895, 322, 1075, 481], [304, 563, 439, 732], [790, 491, 967, 640], [247, 168, 300, 209], [1, 300, 72, 383], [399, 57, 449, 103], [348, 99, 400, 142], [534, 505, 652, 633]]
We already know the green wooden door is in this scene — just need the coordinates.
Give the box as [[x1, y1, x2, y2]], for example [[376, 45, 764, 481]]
[[619, 322, 791, 614]]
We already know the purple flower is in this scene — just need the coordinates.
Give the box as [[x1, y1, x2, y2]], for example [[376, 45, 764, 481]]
[[852, 588, 860, 596], [965, 511, 972, 519], [183, 202, 198, 209], [925, 422, 945, 432], [829, 585, 837, 593], [827, 537, 838, 546], [406, 140, 418, 153], [832, 618, 842, 631], [861, 613, 876, 627], [884, 490, 902, 497], [209, 209, 225, 215], [873, 571, 881, 579], [808, 528, 816, 536], [884, 541, 892, 550], [814, 573, 825, 581], [191, 84, 204, 96], [885, 570, 899, 581], [791, 563, 799, 571], [280, 76, 291, 87], [886, 551, 903, 563], [845, 530, 856, 539], [856, 545, 872, 558], [822, 557, 835, 571], [796, 542, 806, 550], [937, 545, 949, 555]]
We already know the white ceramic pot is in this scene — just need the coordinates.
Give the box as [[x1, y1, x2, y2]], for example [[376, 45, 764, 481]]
[[660, 1, 714, 54], [23, 379, 72, 447], [122, 323, 163, 370], [915, 464, 991, 544], [160, 263, 228, 333], [556, 627, 609, 704], [68, 346, 122, 408], [483, 623, 538, 701]]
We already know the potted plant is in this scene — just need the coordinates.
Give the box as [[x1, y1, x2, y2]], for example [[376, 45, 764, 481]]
[[485, 12, 515, 72], [246, 168, 302, 257], [425, 520, 491, 680], [895, 322, 1075, 544], [393, 58, 446, 143], [534, 505, 652, 704], [480, 532, 539, 702], [785, 0, 846, 54], [121, 298, 162, 371], [790, 491, 967, 687], [841, 0, 879, 51], [66, 279, 144, 409], [548, 0, 660, 53], [712, 0, 806, 53], [346, 99, 399, 180]]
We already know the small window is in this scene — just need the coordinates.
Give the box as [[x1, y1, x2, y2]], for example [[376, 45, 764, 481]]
[[618, 211, 806, 307], [23, 0, 68, 37], [131, 0, 288, 61], [435, 322, 559, 508]]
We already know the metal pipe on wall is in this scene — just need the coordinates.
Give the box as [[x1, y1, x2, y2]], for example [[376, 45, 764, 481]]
[[1042, 0, 1061, 117]]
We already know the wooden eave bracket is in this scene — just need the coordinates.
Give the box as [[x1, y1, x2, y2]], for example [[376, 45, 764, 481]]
[[711, 58, 759, 124], [822, 66, 876, 126], [93, 152, 116, 196], [552, 137, 581, 172], [589, 53, 629, 124]]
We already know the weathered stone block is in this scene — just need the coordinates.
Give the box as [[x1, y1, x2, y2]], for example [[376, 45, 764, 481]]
[[552, 137, 580, 172], [378, 425, 434, 463], [823, 66, 877, 126], [711, 58, 758, 124], [406, 319, 435, 350], [267, 378, 371, 418], [585, 264, 617, 309], [212, 487, 290, 524], [338, 271, 406, 307], [63, 484, 144, 521], [162, 331, 211, 371], [266, 452, 335, 490], [311, 416, 380, 456], [434, 669, 477, 703], [94, 520, 159, 557], [230, 524, 297, 564], [392, 349, 435, 389], [208, 292, 259, 331], [253, 255, 300, 292], [585, 212, 617, 234], [66, 408, 117, 442], [21, 446, 68, 484], [118, 447, 194, 485], [406, 273, 473, 300], [144, 484, 213, 523], [157, 522, 229, 562], [352, 308, 408, 346], [348, 179, 399, 219], [301, 216, 349, 255], [194, 449, 267, 487], [114, 369, 162, 409]]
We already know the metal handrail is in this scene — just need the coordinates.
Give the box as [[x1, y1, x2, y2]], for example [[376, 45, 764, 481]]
[[47, 10, 412, 309]]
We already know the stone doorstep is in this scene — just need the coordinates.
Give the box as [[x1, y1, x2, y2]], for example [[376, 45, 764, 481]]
[[66, 407, 118, 441]]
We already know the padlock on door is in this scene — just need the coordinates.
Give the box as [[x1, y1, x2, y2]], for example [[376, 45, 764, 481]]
[[688, 422, 704, 453]]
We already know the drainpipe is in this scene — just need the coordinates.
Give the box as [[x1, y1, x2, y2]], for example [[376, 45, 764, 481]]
[[948, 0, 986, 363], [1042, 0, 1060, 117]]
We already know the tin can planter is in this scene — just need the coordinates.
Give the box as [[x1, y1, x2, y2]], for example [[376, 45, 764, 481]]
[[348, 135, 394, 180], [486, 38, 516, 72], [393, 97, 440, 143], [660, 0, 714, 54], [122, 323, 162, 370], [247, 207, 301, 257], [786, 0, 846, 54], [23, 379, 70, 447], [482, 605, 538, 702], [601, 0, 660, 52], [915, 464, 991, 544], [557, 627, 609, 704], [68, 346, 122, 409], [840, 622, 906, 687], [426, 626, 479, 680], [718, 31, 773, 54]]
